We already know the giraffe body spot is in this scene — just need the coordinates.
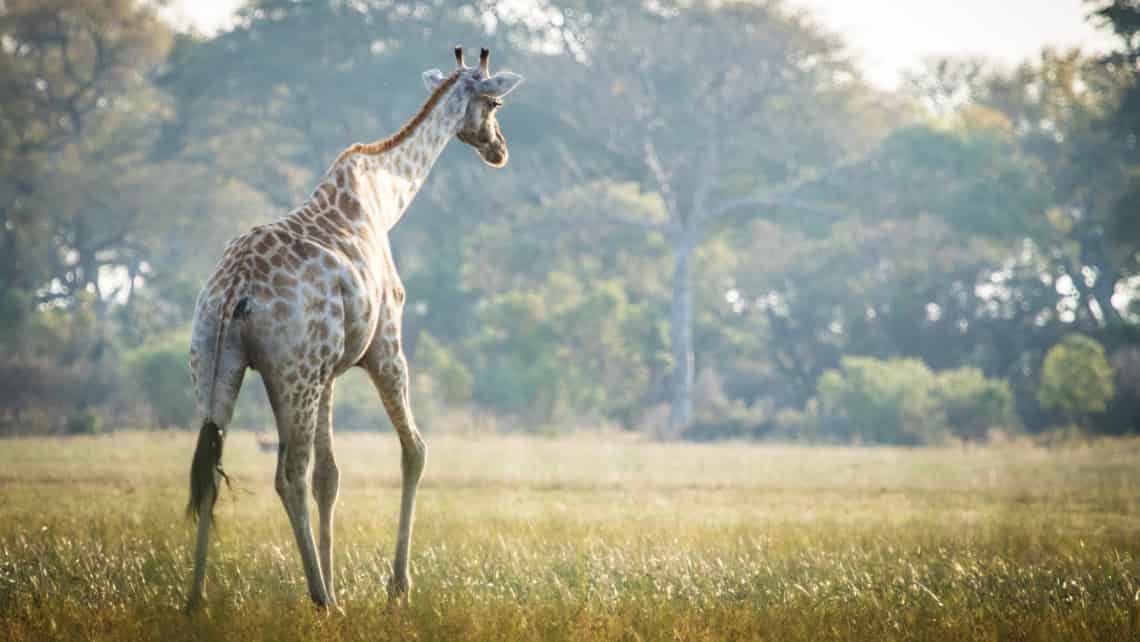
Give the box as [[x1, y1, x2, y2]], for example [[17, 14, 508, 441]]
[[273, 273, 298, 291], [272, 301, 291, 321]]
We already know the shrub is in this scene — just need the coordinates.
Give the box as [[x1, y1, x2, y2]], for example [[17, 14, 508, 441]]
[[126, 333, 197, 429], [682, 369, 771, 441], [1037, 334, 1115, 427], [935, 368, 1017, 441], [770, 402, 821, 442], [812, 358, 1019, 445], [816, 357, 946, 445], [415, 332, 473, 405], [66, 409, 103, 435], [0, 357, 116, 435]]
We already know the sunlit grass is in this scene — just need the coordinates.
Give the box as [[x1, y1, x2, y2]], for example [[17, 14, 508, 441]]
[[2, 431, 1139, 640]]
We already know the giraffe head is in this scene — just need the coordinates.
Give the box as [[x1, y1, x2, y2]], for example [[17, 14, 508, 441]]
[[423, 46, 523, 168]]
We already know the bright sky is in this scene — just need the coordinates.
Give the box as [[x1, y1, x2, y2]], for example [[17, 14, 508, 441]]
[[168, 0, 1119, 89], [790, 0, 1118, 88]]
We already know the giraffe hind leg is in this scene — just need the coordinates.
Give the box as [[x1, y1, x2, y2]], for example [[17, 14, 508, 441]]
[[266, 374, 331, 607], [312, 383, 340, 607], [185, 351, 247, 613]]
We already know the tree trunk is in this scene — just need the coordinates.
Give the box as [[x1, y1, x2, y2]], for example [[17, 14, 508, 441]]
[[1089, 265, 1124, 329], [1075, 220, 1125, 329], [667, 233, 695, 437]]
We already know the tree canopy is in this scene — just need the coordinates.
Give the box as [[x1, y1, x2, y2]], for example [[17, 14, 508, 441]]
[[1, 0, 1137, 440]]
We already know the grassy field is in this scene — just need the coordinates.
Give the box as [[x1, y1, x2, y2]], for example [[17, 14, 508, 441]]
[[1, 431, 1139, 641]]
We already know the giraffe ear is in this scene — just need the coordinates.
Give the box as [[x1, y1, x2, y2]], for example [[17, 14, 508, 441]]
[[476, 71, 523, 98], [422, 69, 446, 91]]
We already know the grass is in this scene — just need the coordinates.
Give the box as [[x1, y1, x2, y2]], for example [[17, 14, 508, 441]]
[[1, 430, 1139, 641]]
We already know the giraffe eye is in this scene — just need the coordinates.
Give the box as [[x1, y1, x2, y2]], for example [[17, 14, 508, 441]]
[[487, 97, 502, 109]]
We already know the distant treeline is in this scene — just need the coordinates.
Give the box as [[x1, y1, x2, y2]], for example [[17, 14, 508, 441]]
[[1, 0, 1138, 443]]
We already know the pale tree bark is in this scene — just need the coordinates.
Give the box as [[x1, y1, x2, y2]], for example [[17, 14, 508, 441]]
[[666, 227, 696, 436]]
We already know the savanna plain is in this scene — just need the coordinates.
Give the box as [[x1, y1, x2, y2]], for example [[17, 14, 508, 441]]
[[1, 431, 1138, 641]]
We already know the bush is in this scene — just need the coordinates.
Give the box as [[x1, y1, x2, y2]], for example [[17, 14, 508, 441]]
[[935, 368, 1017, 441], [770, 403, 821, 442], [1037, 334, 1115, 427], [330, 369, 389, 431], [126, 333, 197, 429], [817, 357, 945, 445], [681, 409, 766, 442], [66, 409, 103, 435], [681, 369, 771, 441], [814, 357, 1017, 445], [414, 332, 473, 405], [0, 357, 117, 435]]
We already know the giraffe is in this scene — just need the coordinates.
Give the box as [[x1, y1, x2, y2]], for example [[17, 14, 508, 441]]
[[183, 47, 522, 612]]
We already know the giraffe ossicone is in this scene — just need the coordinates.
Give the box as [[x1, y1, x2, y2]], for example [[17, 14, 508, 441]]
[[183, 47, 522, 612]]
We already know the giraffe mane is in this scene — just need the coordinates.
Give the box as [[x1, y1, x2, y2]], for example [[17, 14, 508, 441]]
[[330, 70, 463, 169]]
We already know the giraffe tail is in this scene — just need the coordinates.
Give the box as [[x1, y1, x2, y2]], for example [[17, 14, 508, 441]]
[[187, 294, 250, 522], [187, 419, 226, 521]]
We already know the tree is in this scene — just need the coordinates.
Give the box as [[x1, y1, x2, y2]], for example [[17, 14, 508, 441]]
[[552, 1, 893, 435], [1087, 1, 1140, 138], [1037, 333, 1115, 426], [0, 0, 172, 310], [980, 50, 1137, 329]]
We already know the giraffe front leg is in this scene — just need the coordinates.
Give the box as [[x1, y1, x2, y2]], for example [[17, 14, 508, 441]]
[[366, 351, 426, 602], [312, 383, 341, 608]]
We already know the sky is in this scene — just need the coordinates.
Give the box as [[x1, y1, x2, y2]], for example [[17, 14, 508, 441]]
[[790, 0, 1118, 88], [167, 0, 1119, 89]]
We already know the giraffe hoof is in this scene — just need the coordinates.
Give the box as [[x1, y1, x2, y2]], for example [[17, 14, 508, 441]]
[[182, 596, 202, 616], [311, 594, 344, 615], [387, 575, 411, 604]]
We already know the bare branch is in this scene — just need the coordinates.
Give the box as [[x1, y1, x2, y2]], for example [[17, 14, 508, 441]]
[[703, 193, 846, 223], [691, 137, 719, 219], [643, 137, 677, 217], [551, 137, 585, 183], [700, 160, 858, 223], [509, 212, 671, 239]]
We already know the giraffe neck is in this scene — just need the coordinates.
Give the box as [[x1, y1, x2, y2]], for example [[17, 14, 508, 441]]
[[326, 79, 467, 232]]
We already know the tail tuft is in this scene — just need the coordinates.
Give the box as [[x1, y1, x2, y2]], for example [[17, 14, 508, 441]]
[[187, 419, 226, 521]]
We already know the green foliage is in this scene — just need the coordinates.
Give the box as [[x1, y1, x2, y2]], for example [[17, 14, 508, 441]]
[[817, 357, 946, 445], [837, 125, 1052, 239], [126, 333, 196, 429], [1037, 334, 1116, 423], [815, 357, 1017, 445], [471, 272, 656, 428], [935, 368, 1018, 441], [0, 0, 173, 312], [65, 409, 102, 436], [682, 369, 772, 441], [770, 403, 822, 442], [1, 0, 1139, 441], [414, 332, 473, 406], [326, 369, 388, 432]]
